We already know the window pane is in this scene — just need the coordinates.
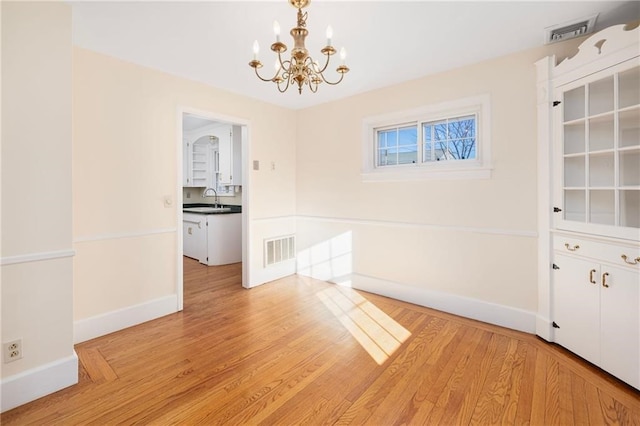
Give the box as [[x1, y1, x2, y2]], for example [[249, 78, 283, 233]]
[[435, 141, 447, 161], [434, 121, 447, 141], [376, 125, 417, 167], [448, 116, 474, 139], [448, 138, 476, 160], [423, 123, 434, 162], [398, 126, 417, 164], [378, 148, 397, 166], [378, 149, 387, 165], [423, 115, 477, 162], [398, 126, 416, 147], [398, 144, 417, 164]]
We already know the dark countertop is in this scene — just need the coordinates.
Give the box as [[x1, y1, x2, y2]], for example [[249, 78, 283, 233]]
[[183, 203, 242, 215]]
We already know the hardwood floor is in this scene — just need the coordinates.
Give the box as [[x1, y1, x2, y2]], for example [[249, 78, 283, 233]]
[[3, 258, 640, 425]]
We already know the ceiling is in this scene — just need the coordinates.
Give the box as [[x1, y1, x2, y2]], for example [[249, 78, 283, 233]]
[[70, 1, 640, 110]]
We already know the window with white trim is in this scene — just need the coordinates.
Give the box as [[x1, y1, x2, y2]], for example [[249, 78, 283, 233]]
[[363, 95, 491, 181]]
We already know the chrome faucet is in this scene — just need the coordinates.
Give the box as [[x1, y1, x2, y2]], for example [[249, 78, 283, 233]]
[[202, 187, 220, 207]]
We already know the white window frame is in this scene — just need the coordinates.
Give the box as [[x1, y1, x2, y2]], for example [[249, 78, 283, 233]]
[[362, 94, 492, 181]]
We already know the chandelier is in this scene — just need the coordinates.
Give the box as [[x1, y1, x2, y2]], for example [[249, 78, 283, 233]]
[[248, 0, 349, 94]]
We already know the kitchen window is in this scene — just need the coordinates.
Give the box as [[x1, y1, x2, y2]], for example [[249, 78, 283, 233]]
[[362, 94, 492, 181]]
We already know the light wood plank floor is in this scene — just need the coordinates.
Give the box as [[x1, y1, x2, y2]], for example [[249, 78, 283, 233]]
[[3, 258, 640, 425]]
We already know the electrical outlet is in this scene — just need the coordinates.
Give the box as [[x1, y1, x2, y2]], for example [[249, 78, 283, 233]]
[[3, 339, 22, 363]]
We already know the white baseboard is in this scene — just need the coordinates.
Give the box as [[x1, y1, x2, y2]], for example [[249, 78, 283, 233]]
[[1, 352, 78, 412], [74, 295, 178, 344], [247, 259, 296, 289], [536, 315, 555, 342], [325, 273, 536, 334]]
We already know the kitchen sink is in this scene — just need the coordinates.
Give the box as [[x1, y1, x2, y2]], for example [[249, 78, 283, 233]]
[[183, 207, 231, 213]]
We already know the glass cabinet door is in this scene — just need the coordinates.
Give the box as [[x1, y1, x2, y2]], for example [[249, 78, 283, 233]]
[[558, 62, 640, 238]]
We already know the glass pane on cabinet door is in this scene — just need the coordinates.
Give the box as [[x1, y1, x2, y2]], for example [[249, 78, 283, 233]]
[[564, 156, 585, 187], [619, 66, 640, 109], [620, 190, 640, 228], [589, 153, 614, 187], [565, 190, 586, 222], [589, 190, 615, 225], [619, 150, 640, 186], [564, 86, 585, 122], [589, 76, 614, 115], [564, 123, 585, 154], [619, 109, 640, 148], [589, 115, 614, 151]]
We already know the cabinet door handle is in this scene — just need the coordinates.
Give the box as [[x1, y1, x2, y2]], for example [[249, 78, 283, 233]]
[[565, 243, 580, 252], [589, 269, 597, 284], [621, 254, 640, 265], [602, 272, 609, 288]]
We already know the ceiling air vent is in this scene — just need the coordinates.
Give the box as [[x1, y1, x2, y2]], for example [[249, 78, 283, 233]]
[[544, 14, 598, 44]]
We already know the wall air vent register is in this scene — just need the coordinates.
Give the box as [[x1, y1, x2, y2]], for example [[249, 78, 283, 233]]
[[264, 235, 296, 267], [544, 14, 599, 44]]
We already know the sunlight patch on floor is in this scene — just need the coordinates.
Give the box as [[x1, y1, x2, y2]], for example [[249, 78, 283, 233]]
[[317, 286, 411, 365]]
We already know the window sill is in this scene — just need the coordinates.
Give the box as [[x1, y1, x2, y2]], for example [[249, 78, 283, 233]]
[[361, 165, 492, 182]]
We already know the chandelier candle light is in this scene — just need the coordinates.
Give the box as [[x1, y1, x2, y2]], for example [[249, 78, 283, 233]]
[[249, 0, 349, 94]]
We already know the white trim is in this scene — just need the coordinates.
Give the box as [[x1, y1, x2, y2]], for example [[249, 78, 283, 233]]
[[362, 94, 492, 181], [0, 249, 75, 266], [73, 295, 178, 343], [177, 106, 252, 293], [252, 215, 297, 223], [1, 352, 78, 412], [327, 273, 536, 334], [296, 215, 537, 238], [362, 166, 492, 182], [176, 107, 185, 311], [73, 228, 176, 244], [535, 55, 554, 342], [248, 259, 297, 289]]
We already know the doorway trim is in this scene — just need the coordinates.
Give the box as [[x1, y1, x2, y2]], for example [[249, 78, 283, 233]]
[[176, 106, 251, 310]]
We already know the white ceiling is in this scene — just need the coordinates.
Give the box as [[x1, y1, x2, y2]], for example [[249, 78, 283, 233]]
[[70, 1, 640, 110]]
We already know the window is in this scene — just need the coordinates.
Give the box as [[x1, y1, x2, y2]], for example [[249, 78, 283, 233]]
[[363, 95, 491, 181], [377, 125, 417, 166]]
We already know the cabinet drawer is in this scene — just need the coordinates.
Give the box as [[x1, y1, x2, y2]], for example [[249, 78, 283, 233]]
[[553, 235, 640, 268]]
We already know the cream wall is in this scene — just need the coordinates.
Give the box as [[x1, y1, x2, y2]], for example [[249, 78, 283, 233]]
[[1, 1, 77, 411], [73, 47, 297, 338], [295, 39, 584, 332]]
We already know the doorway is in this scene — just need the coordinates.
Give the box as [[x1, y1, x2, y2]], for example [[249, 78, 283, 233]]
[[176, 107, 250, 310]]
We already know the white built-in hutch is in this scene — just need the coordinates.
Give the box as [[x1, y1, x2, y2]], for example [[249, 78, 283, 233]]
[[536, 23, 640, 389]]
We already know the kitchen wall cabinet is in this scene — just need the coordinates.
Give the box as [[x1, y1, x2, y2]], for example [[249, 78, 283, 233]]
[[183, 135, 217, 188], [537, 23, 640, 389], [218, 124, 242, 186]]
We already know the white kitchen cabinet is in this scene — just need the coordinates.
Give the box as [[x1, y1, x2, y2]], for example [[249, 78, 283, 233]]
[[206, 213, 242, 265], [553, 61, 640, 240], [599, 264, 640, 389], [553, 239, 640, 389], [183, 213, 207, 262], [183, 135, 217, 188], [552, 253, 600, 365], [182, 211, 241, 266], [537, 23, 640, 389], [218, 124, 242, 186]]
